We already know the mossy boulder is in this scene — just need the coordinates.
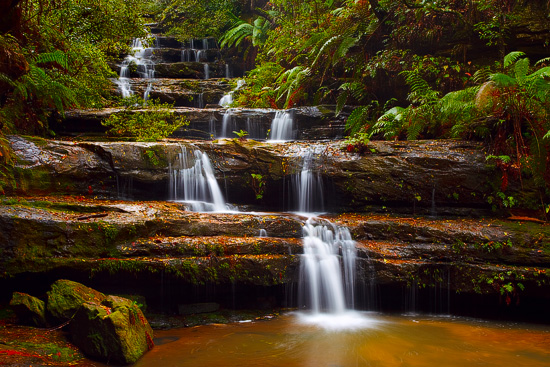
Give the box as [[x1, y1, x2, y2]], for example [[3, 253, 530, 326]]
[[9, 292, 47, 327], [70, 295, 154, 365], [47, 279, 105, 322]]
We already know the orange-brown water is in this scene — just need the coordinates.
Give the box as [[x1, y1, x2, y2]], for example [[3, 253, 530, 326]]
[[134, 313, 550, 367]]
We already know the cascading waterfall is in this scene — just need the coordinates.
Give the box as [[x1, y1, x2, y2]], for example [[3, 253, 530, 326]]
[[300, 218, 356, 313], [219, 79, 245, 107], [269, 110, 294, 141], [291, 147, 365, 329], [169, 145, 228, 212], [117, 38, 156, 101], [220, 109, 236, 138], [292, 149, 325, 213]]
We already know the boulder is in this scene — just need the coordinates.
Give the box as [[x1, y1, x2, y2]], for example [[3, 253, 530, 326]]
[[9, 292, 48, 327], [47, 279, 105, 322], [70, 295, 154, 365]]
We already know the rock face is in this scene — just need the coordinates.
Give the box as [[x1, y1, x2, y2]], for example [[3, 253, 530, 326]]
[[7, 136, 498, 214], [71, 295, 154, 365], [10, 292, 47, 327]]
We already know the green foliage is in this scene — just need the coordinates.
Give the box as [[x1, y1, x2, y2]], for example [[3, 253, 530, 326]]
[[102, 99, 188, 141], [160, 0, 242, 40], [233, 129, 249, 140], [251, 173, 265, 200]]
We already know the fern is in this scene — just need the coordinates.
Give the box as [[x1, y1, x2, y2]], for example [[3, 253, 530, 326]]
[[220, 22, 253, 48], [514, 57, 530, 83], [35, 50, 69, 70], [346, 106, 370, 135], [332, 36, 358, 66], [372, 106, 406, 140], [0, 72, 15, 87], [473, 68, 491, 84], [535, 57, 550, 66], [503, 51, 526, 68], [311, 35, 338, 67], [275, 66, 310, 108]]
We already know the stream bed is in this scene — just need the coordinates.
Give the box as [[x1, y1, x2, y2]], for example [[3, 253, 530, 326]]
[[134, 313, 550, 367]]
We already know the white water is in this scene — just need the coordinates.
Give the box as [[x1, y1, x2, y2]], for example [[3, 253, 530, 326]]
[[259, 229, 267, 237], [219, 79, 245, 107], [116, 38, 156, 101], [289, 148, 360, 327], [220, 109, 236, 138], [292, 150, 324, 213], [169, 146, 228, 212], [269, 110, 294, 141], [204, 63, 210, 80]]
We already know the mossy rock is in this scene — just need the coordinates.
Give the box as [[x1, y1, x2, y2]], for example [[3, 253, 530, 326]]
[[9, 291, 48, 327], [46, 279, 105, 322], [70, 295, 154, 365]]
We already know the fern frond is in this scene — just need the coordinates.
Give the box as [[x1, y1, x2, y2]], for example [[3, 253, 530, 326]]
[[220, 22, 253, 48], [0, 72, 15, 87], [35, 50, 69, 70], [514, 57, 530, 83], [489, 73, 517, 88], [503, 51, 526, 68], [473, 68, 491, 84], [275, 66, 310, 107], [535, 57, 550, 67], [346, 106, 369, 135], [332, 36, 358, 66], [311, 35, 338, 67], [336, 90, 349, 116]]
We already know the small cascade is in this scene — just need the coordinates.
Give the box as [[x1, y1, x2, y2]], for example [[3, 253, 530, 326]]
[[219, 79, 245, 107], [181, 38, 214, 80], [169, 146, 228, 212], [269, 110, 294, 141], [220, 109, 236, 138], [299, 218, 357, 313], [204, 63, 210, 80], [259, 229, 268, 237], [290, 149, 325, 213], [225, 64, 232, 79], [194, 93, 204, 108], [117, 38, 156, 101], [208, 115, 217, 137]]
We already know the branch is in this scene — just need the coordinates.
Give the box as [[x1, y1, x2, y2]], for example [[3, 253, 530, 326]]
[[252, 8, 277, 27]]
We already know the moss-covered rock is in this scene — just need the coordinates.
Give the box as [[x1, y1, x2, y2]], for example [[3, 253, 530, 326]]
[[9, 292, 47, 327], [70, 295, 154, 365], [46, 279, 105, 322]]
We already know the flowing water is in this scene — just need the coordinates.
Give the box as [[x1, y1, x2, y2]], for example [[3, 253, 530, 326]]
[[168, 146, 228, 212], [269, 110, 294, 141], [133, 313, 550, 367], [117, 38, 156, 100]]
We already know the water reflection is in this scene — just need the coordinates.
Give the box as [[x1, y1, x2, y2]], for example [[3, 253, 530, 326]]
[[134, 313, 550, 367]]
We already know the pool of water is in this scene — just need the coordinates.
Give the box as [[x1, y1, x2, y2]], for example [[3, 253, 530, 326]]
[[135, 312, 550, 367]]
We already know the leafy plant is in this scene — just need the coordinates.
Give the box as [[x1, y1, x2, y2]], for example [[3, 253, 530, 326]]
[[251, 173, 265, 200], [102, 99, 188, 141], [233, 129, 249, 141]]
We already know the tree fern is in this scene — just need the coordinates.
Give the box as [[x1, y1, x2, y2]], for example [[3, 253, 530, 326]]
[[503, 51, 525, 68]]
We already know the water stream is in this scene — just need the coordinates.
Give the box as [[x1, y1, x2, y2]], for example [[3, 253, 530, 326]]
[[117, 37, 156, 100], [168, 145, 228, 212]]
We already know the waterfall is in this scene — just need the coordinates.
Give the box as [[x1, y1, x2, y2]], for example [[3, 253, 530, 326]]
[[204, 64, 210, 80], [299, 218, 357, 313], [116, 37, 156, 101], [292, 147, 359, 321], [225, 64, 231, 79], [269, 110, 294, 141], [259, 229, 267, 237], [219, 79, 245, 107], [290, 149, 324, 213], [194, 93, 204, 108], [220, 109, 235, 138], [169, 146, 227, 212]]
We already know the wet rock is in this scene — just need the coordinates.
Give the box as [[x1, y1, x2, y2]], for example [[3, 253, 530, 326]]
[[70, 295, 154, 365], [178, 302, 220, 315], [9, 292, 48, 327], [47, 279, 105, 322]]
